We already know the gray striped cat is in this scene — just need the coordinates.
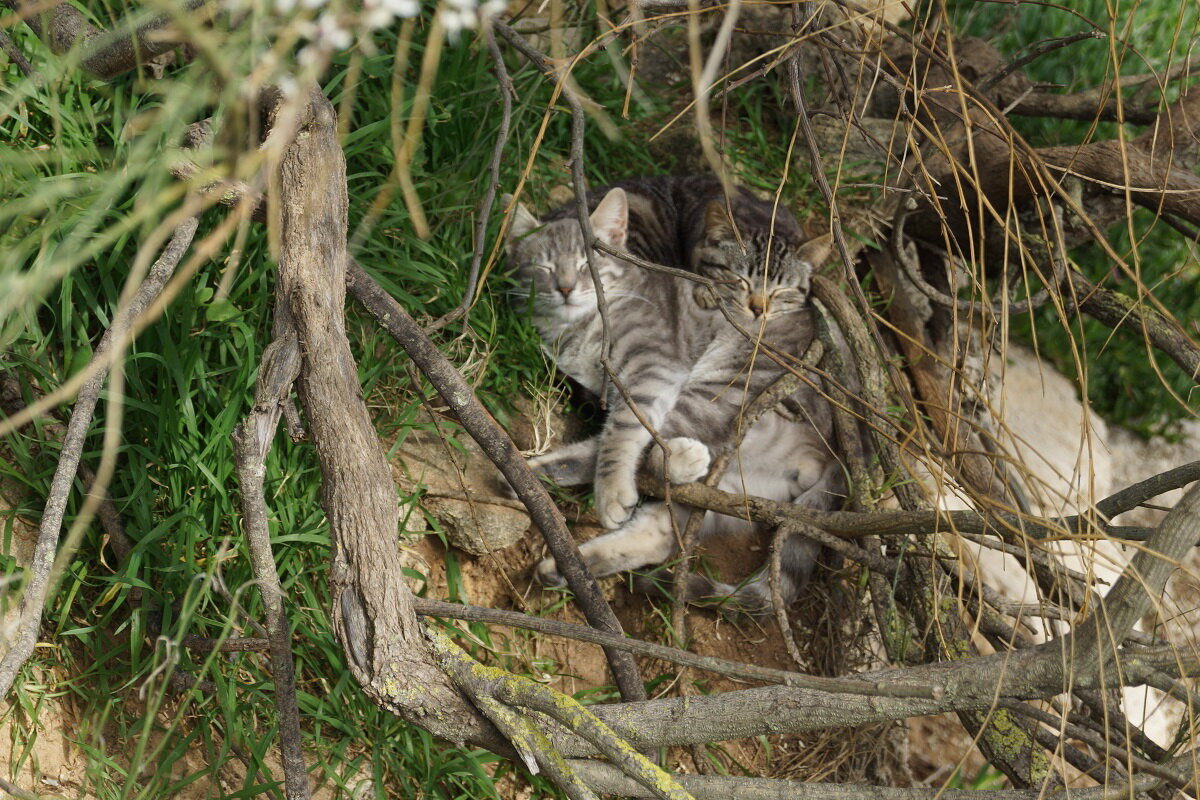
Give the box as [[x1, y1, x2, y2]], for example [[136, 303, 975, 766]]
[[504, 176, 844, 612]]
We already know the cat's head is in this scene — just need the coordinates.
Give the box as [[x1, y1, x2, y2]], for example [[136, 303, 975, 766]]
[[691, 201, 832, 320], [501, 188, 630, 322]]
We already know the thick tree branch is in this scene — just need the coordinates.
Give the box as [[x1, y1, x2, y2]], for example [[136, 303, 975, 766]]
[[2, 0, 209, 80], [1063, 481, 1200, 674], [566, 759, 1164, 800], [269, 87, 498, 747], [550, 638, 1200, 756]]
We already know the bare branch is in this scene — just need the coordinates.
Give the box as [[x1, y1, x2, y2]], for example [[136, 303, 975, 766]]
[[1064, 481, 1200, 674], [269, 87, 498, 747], [1069, 272, 1200, 382], [0, 27, 35, 76], [474, 18, 649, 704], [980, 31, 1106, 92], [428, 23, 513, 331], [2, 0, 210, 80], [232, 295, 311, 800]]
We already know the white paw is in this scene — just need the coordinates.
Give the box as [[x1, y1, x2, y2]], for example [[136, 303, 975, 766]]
[[535, 556, 566, 587], [664, 437, 710, 483], [595, 476, 639, 529]]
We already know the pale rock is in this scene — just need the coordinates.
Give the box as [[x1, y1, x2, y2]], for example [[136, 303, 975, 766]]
[[958, 344, 1200, 747], [396, 429, 530, 557], [421, 495, 529, 556]]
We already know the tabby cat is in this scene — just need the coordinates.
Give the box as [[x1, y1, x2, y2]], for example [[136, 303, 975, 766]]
[[504, 176, 844, 612]]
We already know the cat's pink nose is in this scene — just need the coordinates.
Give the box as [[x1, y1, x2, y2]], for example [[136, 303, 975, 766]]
[[559, 286, 573, 299]]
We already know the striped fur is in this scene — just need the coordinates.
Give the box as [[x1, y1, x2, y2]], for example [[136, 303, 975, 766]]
[[504, 175, 845, 613]]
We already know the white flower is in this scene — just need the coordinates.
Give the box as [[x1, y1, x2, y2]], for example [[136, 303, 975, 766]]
[[382, 0, 419, 16], [273, 0, 296, 13], [360, 0, 418, 30], [438, 0, 504, 35], [277, 75, 299, 98], [297, 44, 319, 66], [315, 12, 352, 49], [439, 0, 477, 35], [362, 5, 393, 29], [480, 0, 507, 19], [299, 0, 327, 9]]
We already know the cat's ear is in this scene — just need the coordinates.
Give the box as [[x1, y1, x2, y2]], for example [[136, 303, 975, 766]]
[[590, 188, 628, 248], [703, 201, 735, 242], [504, 194, 541, 244], [796, 233, 834, 269]]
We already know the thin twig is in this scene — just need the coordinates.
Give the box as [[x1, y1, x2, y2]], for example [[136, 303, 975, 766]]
[[1000, 699, 1189, 788], [670, 338, 825, 634], [428, 24, 513, 331], [0, 370, 136, 564], [633, 460, 1198, 549], [980, 31, 1106, 92], [232, 307, 310, 800], [768, 523, 802, 666], [591, 240, 711, 284], [1069, 688, 1171, 764]]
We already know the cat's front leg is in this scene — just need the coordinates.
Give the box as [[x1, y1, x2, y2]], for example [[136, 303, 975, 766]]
[[593, 360, 687, 527], [535, 503, 678, 585], [593, 434, 708, 528], [593, 423, 651, 528], [499, 437, 599, 498], [526, 437, 599, 486]]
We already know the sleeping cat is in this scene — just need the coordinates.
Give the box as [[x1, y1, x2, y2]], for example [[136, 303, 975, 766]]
[[503, 175, 746, 397], [504, 177, 844, 612]]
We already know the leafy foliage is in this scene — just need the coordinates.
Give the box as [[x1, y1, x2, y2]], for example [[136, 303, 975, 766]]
[[949, 0, 1200, 434]]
